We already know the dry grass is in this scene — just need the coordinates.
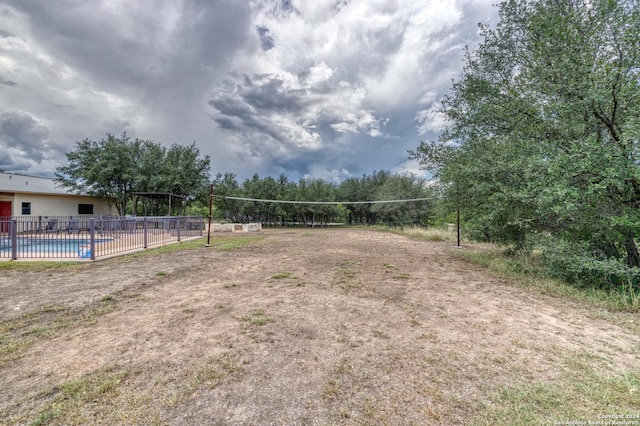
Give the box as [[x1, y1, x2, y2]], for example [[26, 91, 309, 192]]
[[457, 246, 640, 321], [334, 262, 363, 293], [0, 299, 117, 368], [380, 225, 457, 242], [1, 229, 639, 425], [474, 352, 640, 425]]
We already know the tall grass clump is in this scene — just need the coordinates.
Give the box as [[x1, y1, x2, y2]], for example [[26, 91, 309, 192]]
[[382, 225, 456, 242], [459, 243, 640, 314]]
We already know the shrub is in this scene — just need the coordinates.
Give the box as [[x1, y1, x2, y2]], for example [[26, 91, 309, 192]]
[[539, 237, 640, 291]]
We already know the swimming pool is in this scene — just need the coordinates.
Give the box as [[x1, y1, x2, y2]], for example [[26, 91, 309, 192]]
[[0, 237, 113, 257]]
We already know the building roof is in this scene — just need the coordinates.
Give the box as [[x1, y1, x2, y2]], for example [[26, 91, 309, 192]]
[[0, 172, 71, 195]]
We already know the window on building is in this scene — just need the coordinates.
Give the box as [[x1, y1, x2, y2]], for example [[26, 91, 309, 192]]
[[78, 204, 94, 215], [21, 202, 31, 215]]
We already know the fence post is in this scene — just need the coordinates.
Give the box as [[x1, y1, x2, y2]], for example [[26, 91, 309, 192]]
[[177, 216, 181, 242], [10, 219, 17, 260], [143, 217, 148, 248], [89, 219, 96, 260]]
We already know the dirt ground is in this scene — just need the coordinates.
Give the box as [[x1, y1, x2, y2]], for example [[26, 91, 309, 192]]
[[1, 228, 638, 425]]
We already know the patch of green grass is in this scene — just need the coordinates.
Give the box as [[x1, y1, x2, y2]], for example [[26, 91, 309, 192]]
[[475, 354, 640, 425], [156, 271, 165, 277], [240, 309, 273, 327], [271, 272, 294, 280], [0, 261, 87, 272], [268, 271, 303, 287], [337, 268, 357, 277], [209, 235, 266, 251], [187, 366, 224, 391], [121, 237, 209, 259], [334, 261, 363, 293], [28, 365, 130, 426], [391, 273, 411, 280], [0, 234, 264, 268]]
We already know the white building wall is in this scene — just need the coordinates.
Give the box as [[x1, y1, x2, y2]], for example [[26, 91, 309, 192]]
[[11, 193, 112, 217]]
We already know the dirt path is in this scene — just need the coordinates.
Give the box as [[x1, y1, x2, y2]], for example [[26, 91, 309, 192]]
[[1, 228, 638, 425]]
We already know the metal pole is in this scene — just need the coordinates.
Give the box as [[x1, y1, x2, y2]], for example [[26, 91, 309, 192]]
[[206, 183, 213, 246], [457, 205, 461, 248]]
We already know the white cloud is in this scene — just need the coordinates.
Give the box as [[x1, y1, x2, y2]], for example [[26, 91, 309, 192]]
[[391, 159, 428, 178], [302, 165, 353, 184], [415, 104, 448, 134]]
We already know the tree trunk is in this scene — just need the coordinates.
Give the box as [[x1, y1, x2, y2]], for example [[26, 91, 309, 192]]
[[624, 239, 640, 268]]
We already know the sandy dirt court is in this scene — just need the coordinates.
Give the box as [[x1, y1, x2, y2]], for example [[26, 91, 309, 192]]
[[1, 228, 638, 425]]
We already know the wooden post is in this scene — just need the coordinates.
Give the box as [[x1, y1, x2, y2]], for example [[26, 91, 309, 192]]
[[206, 184, 213, 246]]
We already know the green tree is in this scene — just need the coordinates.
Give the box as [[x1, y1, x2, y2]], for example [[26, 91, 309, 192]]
[[212, 172, 241, 221], [56, 133, 210, 216], [55, 133, 138, 215], [161, 143, 211, 214], [371, 174, 431, 226], [410, 0, 640, 279], [132, 140, 166, 215]]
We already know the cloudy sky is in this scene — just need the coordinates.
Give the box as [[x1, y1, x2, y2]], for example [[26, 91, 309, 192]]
[[0, 0, 497, 183]]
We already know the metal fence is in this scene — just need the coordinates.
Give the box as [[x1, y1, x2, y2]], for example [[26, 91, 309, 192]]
[[0, 216, 203, 260]]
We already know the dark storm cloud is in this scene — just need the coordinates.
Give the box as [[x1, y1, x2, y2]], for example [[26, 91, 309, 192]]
[[256, 26, 275, 51], [0, 111, 49, 162], [209, 65, 382, 164], [210, 74, 305, 135], [0, 153, 26, 170], [5, 0, 251, 96], [242, 75, 307, 112], [1, 0, 255, 175], [0, 77, 17, 87], [258, 0, 297, 19], [210, 85, 303, 149]]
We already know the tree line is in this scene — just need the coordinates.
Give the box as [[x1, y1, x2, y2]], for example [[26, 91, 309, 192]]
[[212, 170, 432, 227], [410, 0, 640, 288], [54, 133, 432, 227]]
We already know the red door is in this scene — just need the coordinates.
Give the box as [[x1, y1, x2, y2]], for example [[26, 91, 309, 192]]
[[0, 201, 11, 233]]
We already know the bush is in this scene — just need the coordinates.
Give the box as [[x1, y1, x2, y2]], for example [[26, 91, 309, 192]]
[[539, 237, 640, 290]]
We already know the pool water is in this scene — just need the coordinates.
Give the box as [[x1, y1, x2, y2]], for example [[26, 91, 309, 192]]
[[0, 237, 112, 254]]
